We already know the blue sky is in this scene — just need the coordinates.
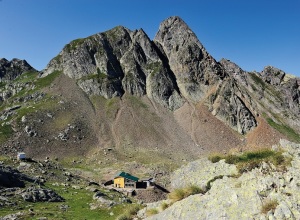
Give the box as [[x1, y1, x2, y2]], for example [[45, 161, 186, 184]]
[[0, 0, 299, 77]]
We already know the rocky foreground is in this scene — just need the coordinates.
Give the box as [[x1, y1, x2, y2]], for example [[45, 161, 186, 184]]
[[140, 139, 300, 220]]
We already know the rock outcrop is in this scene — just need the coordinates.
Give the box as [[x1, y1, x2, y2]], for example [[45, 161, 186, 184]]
[[21, 187, 64, 202], [170, 158, 238, 190], [0, 165, 35, 189], [0, 58, 36, 82], [145, 139, 300, 220], [154, 16, 225, 102]]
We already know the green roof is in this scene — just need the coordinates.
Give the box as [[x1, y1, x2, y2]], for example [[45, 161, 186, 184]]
[[115, 171, 139, 182]]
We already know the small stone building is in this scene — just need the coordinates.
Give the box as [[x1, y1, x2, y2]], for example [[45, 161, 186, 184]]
[[114, 171, 139, 188], [17, 152, 26, 160]]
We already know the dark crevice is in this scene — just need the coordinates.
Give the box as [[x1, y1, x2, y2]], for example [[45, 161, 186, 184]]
[[152, 41, 182, 96]]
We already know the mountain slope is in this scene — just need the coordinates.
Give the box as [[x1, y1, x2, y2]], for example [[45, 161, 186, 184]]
[[0, 16, 299, 166]]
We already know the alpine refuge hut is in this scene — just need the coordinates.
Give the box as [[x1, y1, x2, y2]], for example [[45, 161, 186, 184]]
[[114, 172, 139, 188]]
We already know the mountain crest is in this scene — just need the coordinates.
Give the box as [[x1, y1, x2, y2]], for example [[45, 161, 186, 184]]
[[40, 16, 300, 137], [0, 58, 36, 82]]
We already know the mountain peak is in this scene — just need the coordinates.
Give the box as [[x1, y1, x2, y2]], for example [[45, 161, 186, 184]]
[[154, 16, 194, 43], [0, 58, 36, 81], [159, 16, 187, 28]]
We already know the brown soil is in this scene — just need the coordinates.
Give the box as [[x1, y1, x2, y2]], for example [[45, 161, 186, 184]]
[[245, 117, 286, 150], [135, 187, 168, 203]]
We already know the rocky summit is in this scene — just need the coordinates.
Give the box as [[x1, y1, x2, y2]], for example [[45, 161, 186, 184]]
[[0, 16, 300, 220]]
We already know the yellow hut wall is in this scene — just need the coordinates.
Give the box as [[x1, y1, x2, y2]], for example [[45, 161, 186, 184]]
[[114, 177, 125, 188]]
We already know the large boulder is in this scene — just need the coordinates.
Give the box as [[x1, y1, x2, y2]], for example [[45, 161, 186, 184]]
[[0, 165, 34, 188]]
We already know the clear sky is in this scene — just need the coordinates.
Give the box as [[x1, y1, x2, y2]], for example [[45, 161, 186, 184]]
[[0, 0, 299, 76]]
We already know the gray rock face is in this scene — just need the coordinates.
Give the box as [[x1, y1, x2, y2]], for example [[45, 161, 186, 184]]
[[0, 58, 36, 82], [0, 212, 24, 220], [146, 139, 300, 220], [0, 165, 34, 188], [154, 16, 225, 102], [171, 158, 238, 190], [43, 25, 185, 110], [219, 58, 248, 86], [261, 66, 285, 86], [282, 78, 300, 115], [41, 16, 300, 135], [220, 59, 300, 134], [209, 79, 257, 134], [21, 187, 64, 202]]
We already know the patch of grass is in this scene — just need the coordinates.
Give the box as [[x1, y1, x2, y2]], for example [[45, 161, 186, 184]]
[[208, 149, 290, 173], [0, 183, 131, 220], [65, 38, 86, 52], [116, 204, 143, 220], [236, 160, 261, 173], [52, 113, 74, 130], [0, 123, 14, 144], [35, 70, 61, 89], [185, 185, 205, 195], [208, 154, 222, 163], [53, 54, 62, 64], [261, 199, 278, 214], [266, 118, 300, 143], [15, 71, 39, 83], [161, 202, 169, 210], [0, 81, 6, 88], [249, 72, 266, 89], [105, 97, 120, 118], [126, 95, 148, 109], [206, 175, 224, 191], [146, 208, 159, 217], [168, 188, 186, 202], [127, 204, 142, 215], [224, 154, 240, 164], [146, 61, 163, 75], [16, 96, 58, 122], [79, 72, 108, 82], [116, 214, 131, 220], [168, 185, 204, 202]]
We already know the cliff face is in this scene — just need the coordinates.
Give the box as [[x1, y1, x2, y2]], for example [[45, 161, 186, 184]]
[[43, 21, 185, 111]]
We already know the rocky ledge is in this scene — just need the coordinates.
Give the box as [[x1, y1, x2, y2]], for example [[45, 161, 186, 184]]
[[142, 139, 300, 220]]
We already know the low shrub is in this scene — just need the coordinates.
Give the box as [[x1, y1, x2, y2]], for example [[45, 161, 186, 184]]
[[168, 185, 204, 202], [206, 175, 224, 190], [237, 160, 260, 173], [261, 200, 278, 214], [116, 213, 131, 220], [272, 154, 285, 165], [146, 208, 159, 217], [185, 185, 205, 195], [208, 149, 290, 173], [127, 204, 141, 215], [161, 202, 169, 210], [208, 154, 222, 163], [168, 188, 186, 202], [116, 204, 142, 220], [225, 154, 240, 164]]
